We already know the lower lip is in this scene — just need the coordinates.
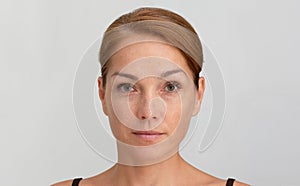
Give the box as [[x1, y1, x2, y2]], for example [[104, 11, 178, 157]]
[[133, 133, 165, 141]]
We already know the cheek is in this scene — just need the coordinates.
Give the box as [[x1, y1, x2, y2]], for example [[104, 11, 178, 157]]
[[163, 90, 195, 130], [108, 114, 132, 143], [164, 97, 182, 129], [107, 113, 120, 136], [104, 95, 130, 141], [104, 89, 122, 116]]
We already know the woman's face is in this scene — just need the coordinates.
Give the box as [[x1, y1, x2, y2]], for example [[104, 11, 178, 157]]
[[98, 42, 205, 147]]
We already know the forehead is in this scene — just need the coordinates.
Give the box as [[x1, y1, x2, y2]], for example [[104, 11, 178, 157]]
[[108, 42, 192, 75]]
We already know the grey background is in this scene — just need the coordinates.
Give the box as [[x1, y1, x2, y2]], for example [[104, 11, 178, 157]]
[[1, 0, 299, 185]]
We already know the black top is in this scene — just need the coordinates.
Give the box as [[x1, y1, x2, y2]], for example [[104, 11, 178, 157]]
[[226, 178, 235, 186], [71, 178, 82, 186], [71, 177, 235, 186]]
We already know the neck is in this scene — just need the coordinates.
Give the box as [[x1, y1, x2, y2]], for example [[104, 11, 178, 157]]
[[111, 153, 187, 186]]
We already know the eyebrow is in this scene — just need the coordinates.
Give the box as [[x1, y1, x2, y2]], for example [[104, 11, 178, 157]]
[[111, 69, 186, 80], [111, 72, 138, 80], [161, 69, 186, 77]]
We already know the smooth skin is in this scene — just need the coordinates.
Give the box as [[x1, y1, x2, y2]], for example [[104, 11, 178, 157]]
[[52, 42, 249, 186]]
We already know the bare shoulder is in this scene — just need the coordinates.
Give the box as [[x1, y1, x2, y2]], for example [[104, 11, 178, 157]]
[[51, 179, 73, 186], [233, 180, 251, 186], [207, 179, 250, 186], [50, 167, 113, 186], [188, 169, 250, 186], [51, 178, 98, 186], [183, 164, 249, 186]]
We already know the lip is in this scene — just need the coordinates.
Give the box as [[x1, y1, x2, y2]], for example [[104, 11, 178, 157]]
[[132, 131, 166, 142]]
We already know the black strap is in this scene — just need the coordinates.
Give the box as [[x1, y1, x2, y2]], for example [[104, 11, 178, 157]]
[[226, 178, 235, 186], [72, 178, 82, 186], [71, 177, 234, 186]]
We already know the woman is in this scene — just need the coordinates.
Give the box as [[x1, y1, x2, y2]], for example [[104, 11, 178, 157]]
[[53, 7, 249, 186]]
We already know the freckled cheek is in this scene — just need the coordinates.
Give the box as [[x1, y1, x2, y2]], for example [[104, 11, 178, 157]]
[[108, 116, 132, 142], [104, 97, 125, 134], [127, 95, 139, 112], [164, 99, 182, 131], [106, 101, 115, 116]]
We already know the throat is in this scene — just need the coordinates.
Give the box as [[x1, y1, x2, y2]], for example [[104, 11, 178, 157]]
[[112, 153, 184, 186]]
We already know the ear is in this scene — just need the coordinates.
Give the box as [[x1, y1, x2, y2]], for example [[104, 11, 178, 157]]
[[98, 76, 108, 116], [192, 76, 205, 116]]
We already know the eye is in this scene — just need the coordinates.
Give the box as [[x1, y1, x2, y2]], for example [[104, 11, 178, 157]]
[[163, 81, 181, 93], [117, 83, 136, 93]]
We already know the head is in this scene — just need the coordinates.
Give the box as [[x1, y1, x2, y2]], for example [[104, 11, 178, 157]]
[[98, 7, 205, 150]]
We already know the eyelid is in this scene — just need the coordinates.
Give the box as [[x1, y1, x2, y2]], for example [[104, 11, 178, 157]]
[[114, 80, 183, 93], [116, 83, 134, 88], [116, 83, 136, 93], [167, 81, 182, 87], [163, 81, 182, 92]]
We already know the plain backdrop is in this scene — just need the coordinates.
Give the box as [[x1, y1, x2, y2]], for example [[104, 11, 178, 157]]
[[1, 0, 299, 186]]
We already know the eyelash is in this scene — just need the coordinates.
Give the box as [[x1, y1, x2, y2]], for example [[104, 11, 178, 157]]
[[117, 83, 136, 93], [116, 81, 182, 94], [162, 81, 182, 93]]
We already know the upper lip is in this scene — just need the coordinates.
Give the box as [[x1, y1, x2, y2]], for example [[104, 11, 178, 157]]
[[132, 131, 165, 135]]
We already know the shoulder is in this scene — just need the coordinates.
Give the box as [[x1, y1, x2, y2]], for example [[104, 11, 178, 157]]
[[50, 171, 112, 186], [51, 178, 92, 186], [51, 179, 73, 186], [207, 179, 250, 186], [189, 173, 250, 186], [50, 167, 114, 186], [233, 180, 251, 186], [182, 164, 250, 186]]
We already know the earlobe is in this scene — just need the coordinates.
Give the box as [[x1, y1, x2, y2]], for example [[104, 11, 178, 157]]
[[192, 77, 205, 116], [98, 77, 108, 116]]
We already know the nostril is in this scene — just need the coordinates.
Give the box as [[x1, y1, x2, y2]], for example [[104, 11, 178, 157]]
[[140, 115, 156, 120]]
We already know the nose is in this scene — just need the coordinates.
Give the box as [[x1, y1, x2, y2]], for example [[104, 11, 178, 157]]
[[134, 86, 158, 120]]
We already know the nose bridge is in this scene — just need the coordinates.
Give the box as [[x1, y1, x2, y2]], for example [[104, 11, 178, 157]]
[[137, 78, 158, 119], [140, 77, 158, 99]]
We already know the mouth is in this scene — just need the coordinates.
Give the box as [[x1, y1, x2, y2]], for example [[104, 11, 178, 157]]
[[132, 131, 166, 142]]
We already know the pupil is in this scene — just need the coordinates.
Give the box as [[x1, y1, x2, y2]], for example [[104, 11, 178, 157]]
[[167, 84, 175, 91], [126, 85, 132, 91]]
